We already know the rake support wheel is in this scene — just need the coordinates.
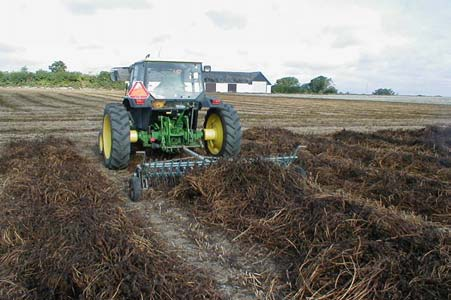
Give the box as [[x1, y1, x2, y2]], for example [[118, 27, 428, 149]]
[[129, 176, 142, 202]]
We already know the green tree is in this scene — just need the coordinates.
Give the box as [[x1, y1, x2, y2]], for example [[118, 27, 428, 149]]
[[49, 61, 67, 73], [271, 75, 338, 94], [309, 76, 336, 94], [324, 86, 338, 94], [9, 71, 29, 85], [271, 77, 302, 93], [373, 88, 395, 96], [299, 83, 311, 93]]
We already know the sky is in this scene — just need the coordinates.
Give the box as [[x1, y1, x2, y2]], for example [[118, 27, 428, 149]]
[[0, 0, 450, 96]]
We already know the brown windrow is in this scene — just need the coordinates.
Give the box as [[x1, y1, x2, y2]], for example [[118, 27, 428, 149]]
[[0, 138, 222, 300], [168, 126, 450, 299]]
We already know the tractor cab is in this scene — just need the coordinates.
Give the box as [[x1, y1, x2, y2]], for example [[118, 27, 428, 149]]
[[111, 60, 205, 101]]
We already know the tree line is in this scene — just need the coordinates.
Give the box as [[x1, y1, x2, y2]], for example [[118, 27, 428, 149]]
[[1, 61, 397, 95], [272, 76, 338, 94], [0, 61, 123, 89], [272, 76, 396, 95]]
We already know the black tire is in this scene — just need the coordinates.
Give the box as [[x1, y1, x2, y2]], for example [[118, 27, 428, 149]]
[[102, 104, 130, 169], [204, 104, 241, 157], [129, 176, 142, 202]]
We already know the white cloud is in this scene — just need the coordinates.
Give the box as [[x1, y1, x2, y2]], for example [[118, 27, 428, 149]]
[[151, 34, 172, 44], [0, 43, 24, 54], [205, 10, 247, 30], [62, 0, 152, 14], [76, 44, 103, 51], [331, 34, 361, 49]]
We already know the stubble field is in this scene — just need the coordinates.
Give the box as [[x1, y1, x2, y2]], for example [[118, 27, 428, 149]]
[[0, 87, 450, 299], [0, 88, 450, 145]]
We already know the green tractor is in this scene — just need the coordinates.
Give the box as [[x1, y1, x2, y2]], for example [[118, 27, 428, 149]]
[[98, 60, 241, 169]]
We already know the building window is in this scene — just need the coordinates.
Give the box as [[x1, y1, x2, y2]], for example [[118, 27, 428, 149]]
[[228, 83, 237, 93], [206, 83, 216, 92]]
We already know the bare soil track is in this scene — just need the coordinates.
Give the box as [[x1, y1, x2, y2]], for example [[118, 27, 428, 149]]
[[0, 88, 450, 299]]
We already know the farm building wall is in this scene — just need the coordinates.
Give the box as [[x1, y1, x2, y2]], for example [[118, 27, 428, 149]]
[[215, 83, 228, 92], [208, 81, 270, 93], [236, 81, 269, 93]]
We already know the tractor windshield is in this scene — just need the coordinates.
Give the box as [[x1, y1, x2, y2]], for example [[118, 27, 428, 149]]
[[144, 62, 204, 100]]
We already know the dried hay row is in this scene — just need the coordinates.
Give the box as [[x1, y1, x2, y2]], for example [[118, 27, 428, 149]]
[[241, 126, 450, 225], [170, 159, 450, 299], [0, 138, 221, 299]]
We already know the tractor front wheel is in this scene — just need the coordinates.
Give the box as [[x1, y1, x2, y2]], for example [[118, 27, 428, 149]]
[[203, 104, 241, 157], [102, 104, 130, 169]]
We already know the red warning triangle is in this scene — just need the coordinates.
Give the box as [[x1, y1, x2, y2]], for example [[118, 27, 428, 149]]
[[128, 81, 150, 100]]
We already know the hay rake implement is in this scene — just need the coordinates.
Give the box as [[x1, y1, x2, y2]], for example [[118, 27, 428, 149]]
[[129, 146, 305, 201]]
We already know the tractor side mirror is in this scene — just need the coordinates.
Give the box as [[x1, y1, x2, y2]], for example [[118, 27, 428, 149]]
[[111, 70, 119, 82], [111, 67, 131, 82], [124, 81, 130, 95]]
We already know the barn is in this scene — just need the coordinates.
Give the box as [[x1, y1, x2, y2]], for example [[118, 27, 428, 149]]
[[203, 70, 271, 93]]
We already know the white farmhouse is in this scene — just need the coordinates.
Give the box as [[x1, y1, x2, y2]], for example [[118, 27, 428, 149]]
[[203, 70, 272, 94]]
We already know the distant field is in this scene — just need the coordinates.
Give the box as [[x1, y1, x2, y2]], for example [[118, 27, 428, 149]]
[[244, 92, 451, 105], [0, 87, 450, 146], [212, 92, 451, 133]]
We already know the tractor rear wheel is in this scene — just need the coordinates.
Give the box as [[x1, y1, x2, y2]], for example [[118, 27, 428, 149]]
[[204, 104, 241, 157], [97, 131, 104, 155], [102, 104, 130, 169]]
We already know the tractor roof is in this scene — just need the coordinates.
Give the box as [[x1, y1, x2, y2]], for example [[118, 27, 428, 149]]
[[133, 59, 202, 65], [203, 71, 271, 85]]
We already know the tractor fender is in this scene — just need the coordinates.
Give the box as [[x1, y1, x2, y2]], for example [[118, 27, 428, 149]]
[[123, 96, 153, 108], [200, 96, 226, 109]]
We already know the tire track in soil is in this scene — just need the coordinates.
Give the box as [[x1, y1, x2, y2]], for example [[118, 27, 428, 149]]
[[54, 92, 110, 105], [0, 94, 19, 110], [36, 93, 101, 109], [0, 116, 101, 123], [80, 142, 282, 299], [76, 91, 119, 101], [13, 92, 61, 108], [0, 127, 98, 134], [125, 197, 284, 299]]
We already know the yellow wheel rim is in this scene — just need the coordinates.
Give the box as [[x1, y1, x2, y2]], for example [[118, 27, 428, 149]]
[[103, 115, 112, 159], [98, 133, 104, 154], [205, 113, 224, 155]]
